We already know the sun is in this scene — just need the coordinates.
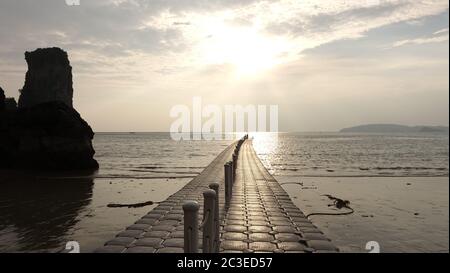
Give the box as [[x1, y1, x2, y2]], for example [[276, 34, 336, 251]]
[[197, 23, 289, 75]]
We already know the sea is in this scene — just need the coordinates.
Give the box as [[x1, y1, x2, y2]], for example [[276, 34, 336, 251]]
[[0, 132, 448, 252]]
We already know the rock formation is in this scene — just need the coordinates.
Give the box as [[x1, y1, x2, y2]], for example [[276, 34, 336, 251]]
[[0, 48, 98, 170], [18, 48, 73, 108], [0, 87, 5, 112], [4, 98, 17, 112]]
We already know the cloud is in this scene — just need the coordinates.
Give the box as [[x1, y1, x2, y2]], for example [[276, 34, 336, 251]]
[[143, 0, 449, 66], [0, 0, 448, 74], [0, 0, 448, 132], [393, 35, 448, 47], [434, 27, 449, 35], [393, 27, 449, 47]]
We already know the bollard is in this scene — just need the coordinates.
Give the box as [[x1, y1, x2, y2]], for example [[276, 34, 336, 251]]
[[232, 153, 237, 178], [228, 160, 234, 187], [224, 162, 232, 207], [202, 189, 216, 253], [183, 201, 200, 253], [209, 183, 220, 253]]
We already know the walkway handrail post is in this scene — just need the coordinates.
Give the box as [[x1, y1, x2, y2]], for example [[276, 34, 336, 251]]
[[224, 162, 231, 207], [232, 153, 237, 179], [183, 201, 200, 253], [209, 183, 220, 253], [202, 189, 216, 253]]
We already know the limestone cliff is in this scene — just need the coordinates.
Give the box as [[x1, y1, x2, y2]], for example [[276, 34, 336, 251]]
[[18, 48, 73, 108], [0, 48, 98, 170]]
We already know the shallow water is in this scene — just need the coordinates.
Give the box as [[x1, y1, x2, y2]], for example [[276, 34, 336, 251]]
[[253, 132, 448, 177], [0, 133, 233, 252], [0, 132, 448, 252], [253, 132, 449, 253]]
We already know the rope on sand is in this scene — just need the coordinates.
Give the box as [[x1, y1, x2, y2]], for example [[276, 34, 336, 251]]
[[306, 194, 355, 218], [279, 182, 355, 218], [306, 207, 354, 218]]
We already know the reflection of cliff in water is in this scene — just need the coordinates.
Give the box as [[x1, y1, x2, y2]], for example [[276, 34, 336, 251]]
[[0, 171, 94, 252]]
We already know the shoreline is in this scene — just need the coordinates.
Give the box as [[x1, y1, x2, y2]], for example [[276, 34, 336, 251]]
[[0, 132, 448, 253]]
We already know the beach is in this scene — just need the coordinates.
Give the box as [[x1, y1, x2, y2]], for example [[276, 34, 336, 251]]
[[280, 176, 449, 253]]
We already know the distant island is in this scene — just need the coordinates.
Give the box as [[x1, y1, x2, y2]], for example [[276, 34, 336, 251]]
[[340, 124, 449, 133]]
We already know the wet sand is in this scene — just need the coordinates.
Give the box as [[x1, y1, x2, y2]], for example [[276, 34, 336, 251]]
[[0, 173, 190, 253], [279, 176, 449, 253], [67, 178, 190, 252]]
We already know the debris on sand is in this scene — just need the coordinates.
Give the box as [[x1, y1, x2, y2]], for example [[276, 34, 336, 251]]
[[107, 201, 159, 208], [306, 194, 354, 218]]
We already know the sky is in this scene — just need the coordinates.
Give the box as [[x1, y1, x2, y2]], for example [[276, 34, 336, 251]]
[[0, 0, 448, 132]]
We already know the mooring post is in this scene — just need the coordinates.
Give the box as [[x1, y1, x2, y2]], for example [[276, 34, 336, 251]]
[[209, 183, 220, 253], [224, 162, 232, 207], [232, 153, 237, 178], [183, 201, 200, 253], [202, 189, 216, 253], [228, 160, 234, 187]]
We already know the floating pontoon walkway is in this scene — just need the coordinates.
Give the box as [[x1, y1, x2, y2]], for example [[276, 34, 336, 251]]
[[95, 140, 338, 253]]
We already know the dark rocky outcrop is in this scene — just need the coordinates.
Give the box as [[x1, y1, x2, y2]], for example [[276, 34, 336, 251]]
[[0, 48, 98, 170], [2, 101, 98, 170], [19, 48, 73, 108], [0, 87, 5, 111], [4, 98, 17, 112]]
